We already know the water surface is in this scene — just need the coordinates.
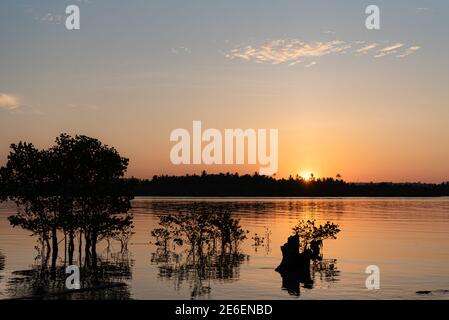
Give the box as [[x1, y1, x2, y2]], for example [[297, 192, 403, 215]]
[[1, 197, 449, 300]]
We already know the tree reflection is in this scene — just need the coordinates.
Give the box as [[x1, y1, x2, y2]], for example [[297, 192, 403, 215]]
[[0, 250, 5, 283], [280, 259, 340, 296], [150, 204, 249, 298], [6, 250, 133, 300], [251, 227, 272, 255], [311, 258, 340, 284]]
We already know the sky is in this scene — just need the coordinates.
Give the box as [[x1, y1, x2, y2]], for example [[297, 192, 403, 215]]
[[1, 0, 449, 182]]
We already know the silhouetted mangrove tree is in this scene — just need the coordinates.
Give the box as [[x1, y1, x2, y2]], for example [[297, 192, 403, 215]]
[[0, 134, 134, 271], [150, 204, 249, 298]]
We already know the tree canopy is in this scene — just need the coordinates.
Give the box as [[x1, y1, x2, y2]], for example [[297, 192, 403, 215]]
[[0, 134, 134, 270]]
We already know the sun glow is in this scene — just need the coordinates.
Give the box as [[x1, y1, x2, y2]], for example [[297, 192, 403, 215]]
[[298, 170, 316, 181]]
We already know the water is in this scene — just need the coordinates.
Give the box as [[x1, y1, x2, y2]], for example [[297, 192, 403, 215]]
[[1, 197, 449, 300]]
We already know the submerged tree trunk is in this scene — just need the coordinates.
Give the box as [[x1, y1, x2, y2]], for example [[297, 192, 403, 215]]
[[275, 235, 313, 295], [275, 235, 310, 273], [45, 237, 51, 259], [51, 226, 58, 273], [78, 230, 83, 266], [310, 240, 322, 260], [68, 231, 75, 265], [91, 230, 98, 269], [64, 232, 67, 265], [84, 232, 91, 268]]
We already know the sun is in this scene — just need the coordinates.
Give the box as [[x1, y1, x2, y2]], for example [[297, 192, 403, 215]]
[[298, 170, 316, 181]]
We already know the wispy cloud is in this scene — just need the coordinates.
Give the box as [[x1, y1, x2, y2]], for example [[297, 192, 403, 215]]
[[20, 1, 91, 25], [171, 46, 192, 55], [0, 93, 20, 110], [374, 43, 404, 58], [355, 43, 378, 54], [226, 39, 420, 67], [20, 4, 62, 25], [415, 7, 429, 14], [39, 13, 63, 25], [67, 103, 99, 111], [305, 61, 317, 68], [226, 39, 351, 66], [0, 93, 41, 115], [396, 46, 421, 58]]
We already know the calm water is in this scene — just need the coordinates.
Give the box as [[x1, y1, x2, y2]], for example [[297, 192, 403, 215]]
[[1, 197, 449, 300]]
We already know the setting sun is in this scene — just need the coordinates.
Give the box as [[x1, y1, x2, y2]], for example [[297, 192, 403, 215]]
[[298, 170, 317, 181]]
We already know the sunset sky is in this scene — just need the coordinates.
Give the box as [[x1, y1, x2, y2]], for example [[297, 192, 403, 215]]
[[1, 0, 449, 182]]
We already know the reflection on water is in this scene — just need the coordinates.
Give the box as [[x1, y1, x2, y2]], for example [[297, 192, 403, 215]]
[[280, 259, 340, 297], [0, 250, 5, 284], [251, 227, 272, 255], [1, 198, 449, 300], [312, 259, 340, 284], [5, 250, 133, 300], [149, 203, 250, 298], [151, 249, 249, 299]]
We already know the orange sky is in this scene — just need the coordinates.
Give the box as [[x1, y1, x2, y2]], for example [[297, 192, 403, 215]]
[[1, 2, 449, 183]]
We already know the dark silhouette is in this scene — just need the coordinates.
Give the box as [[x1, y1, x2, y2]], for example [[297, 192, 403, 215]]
[[292, 220, 341, 259], [275, 234, 313, 296], [121, 172, 449, 197], [311, 259, 340, 284], [0, 250, 5, 284], [5, 252, 133, 300], [151, 249, 248, 299], [0, 134, 134, 274], [276, 235, 311, 274], [151, 203, 248, 256], [251, 227, 272, 255], [150, 204, 249, 298], [276, 220, 341, 296]]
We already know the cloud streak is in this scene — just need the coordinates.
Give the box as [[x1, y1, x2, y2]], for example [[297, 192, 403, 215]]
[[374, 43, 404, 58], [396, 46, 421, 58], [226, 39, 421, 67], [0, 93, 41, 115], [0, 93, 20, 110], [355, 43, 378, 54]]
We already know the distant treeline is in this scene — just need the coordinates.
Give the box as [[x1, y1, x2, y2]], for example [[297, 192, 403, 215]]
[[2, 170, 449, 198], [121, 172, 449, 197]]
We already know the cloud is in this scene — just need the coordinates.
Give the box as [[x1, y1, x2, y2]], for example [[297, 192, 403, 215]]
[[0, 93, 41, 115], [67, 103, 99, 111], [227, 39, 420, 66], [355, 43, 378, 54], [171, 46, 192, 55], [39, 13, 63, 25], [288, 60, 302, 66], [226, 39, 352, 66], [20, 2, 90, 26], [9, 105, 42, 115], [374, 43, 404, 58], [396, 46, 421, 58], [305, 61, 317, 68], [20, 5, 63, 25], [0, 93, 20, 110], [415, 7, 429, 14]]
